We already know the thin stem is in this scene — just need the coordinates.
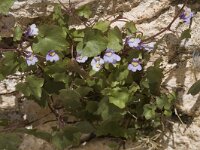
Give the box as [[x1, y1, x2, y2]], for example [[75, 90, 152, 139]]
[[48, 96, 65, 127], [142, 0, 189, 42], [0, 91, 18, 96], [58, 0, 70, 13], [0, 48, 17, 52]]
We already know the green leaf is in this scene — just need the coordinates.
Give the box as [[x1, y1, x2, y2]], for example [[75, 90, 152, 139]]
[[63, 127, 81, 146], [143, 104, 156, 120], [32, 25, 68, 55], [107, 27, 123, 52], [0, 0, 14, 14], [180, 29, 191, 40], [52, 132, 68, 150], [129, 82, 140, 94], [188, 80, 200, 95], [76, 5, 92, 19], [76, 86, 93, 97], [156, 96, 167, 109], [51, 73, 68, 83], [53, 4, 66, 26], [146, 66, 163, 95], [45, 60, 68, 74], [140, 79, 149, 89], [164, 109, 172, 117], [13, 26, 22, 41], [71, 29, 84, 42], [108, 65, 130, 87], [0, 133, 22, 150], [93, 20, 110, 32], [76, 121, 95, 133], [26, 76, 44, 98], [86, 101, 98, 113], [18, 129, 52, 142], [106, 87, 129, 109], [16, 75, 44, 99], [125, 21, 137, 35], [0, 52, 19, 77], [59, 89, 81, 110], [43, 79, 65, 94], [96, 120, 126, 137], [97, 97, 123, 121], [77, 30, 107, 57]]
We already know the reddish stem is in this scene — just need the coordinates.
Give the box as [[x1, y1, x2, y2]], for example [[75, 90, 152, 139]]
[[142, 0, 189, 42]]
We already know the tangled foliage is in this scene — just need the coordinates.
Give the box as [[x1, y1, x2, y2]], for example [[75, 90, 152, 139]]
[[0, 0, 194, 149]]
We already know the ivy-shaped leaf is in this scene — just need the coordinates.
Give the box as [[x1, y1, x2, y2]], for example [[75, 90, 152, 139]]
[[76, 86, 93, 97], [125, 21, 137, 35], [93, 20, 110, 32], [77, 29, 107, 57], [107, 27, 123, 52], [76, 5, 92, 19], [97, 97, 123, 121], [59, 89, 82, 111], [16, 75, 44, 99], [53, 4, 67, 26], [105, 87, 129, 109], [0, 52, 19, 78], [32, 25, 68, 55], [143, 104, 156, 120], [146, 66, 163, 95]]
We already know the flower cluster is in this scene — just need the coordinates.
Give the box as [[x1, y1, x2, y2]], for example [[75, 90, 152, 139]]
[[24, 6, 194, 72], [23, 23, 157, 73], [76, 49, 121, 72], [25, 50, 60, 66], [24, 24, 60, 66], [127, 37, 155, 52], [75, 38, 155, 72]]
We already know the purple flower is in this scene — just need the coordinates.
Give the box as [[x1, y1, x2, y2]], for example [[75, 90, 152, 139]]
[[103, 49, 121, 64], [179, 7, 194, 24], [128, 58, 142, 72], [76, 52, 88, 63], [127, 38, 142, 49], [141, 42, 155, 52], [25, 24, 39, 37], [26, 53, 38, 66], [91, 56, 104, 71], [46, 50, 59, 62]]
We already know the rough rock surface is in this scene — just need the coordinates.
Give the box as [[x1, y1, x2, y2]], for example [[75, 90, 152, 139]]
[[1, 0, 200, 150]]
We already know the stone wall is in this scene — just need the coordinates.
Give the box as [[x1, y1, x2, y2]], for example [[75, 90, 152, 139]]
[[1, 0, 200, 149]]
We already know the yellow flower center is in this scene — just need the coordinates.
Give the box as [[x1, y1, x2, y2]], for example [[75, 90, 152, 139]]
[[96, 63, 101, 68], [28, 55, 34, 60], [49, 51, 55, 56], [132, 62, 139, 67], [95, 57, 100, 61], [106, 52, 112, 57]]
